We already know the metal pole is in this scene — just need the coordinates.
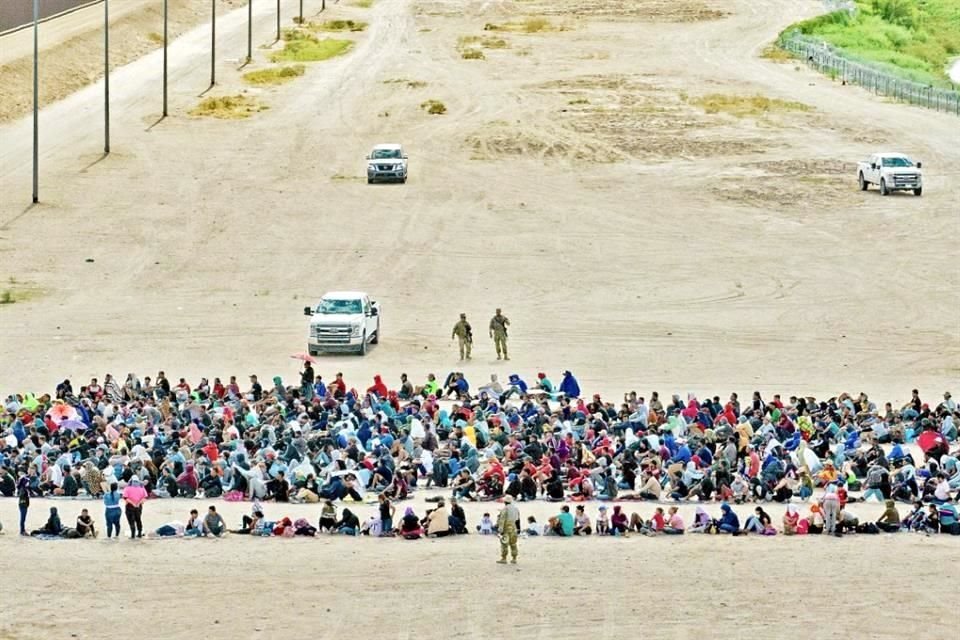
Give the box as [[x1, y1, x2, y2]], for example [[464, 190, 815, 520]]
[[104, 0, 110, 154], [322, 0, 325, 11], [276, 0, 281, 42], [163, 0, 168, 117], [211, 0, 216, 85], [247, 0, 252, 63], [32, 0, 39, 203], [299, 0, 303, 23]]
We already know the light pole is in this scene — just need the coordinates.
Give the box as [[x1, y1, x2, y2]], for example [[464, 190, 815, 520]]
[[276, 0, 281, 42], [211, 0, 216, 85], [163, 0, 168, 117], [104, 0, 110, 154], [32, 0, 39, 203], [299, 0, 303, 23], [246, 0, 252, 64]]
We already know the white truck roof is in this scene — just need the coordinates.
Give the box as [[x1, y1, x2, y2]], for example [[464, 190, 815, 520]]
[[321, 291, 369, 299]]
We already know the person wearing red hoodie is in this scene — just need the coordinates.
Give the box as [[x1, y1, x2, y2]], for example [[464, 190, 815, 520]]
[[367, 375, 388, 399]]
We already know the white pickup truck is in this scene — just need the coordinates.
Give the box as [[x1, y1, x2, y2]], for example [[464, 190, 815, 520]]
[[303, 291, 380, 356], [857, 152, 922, 196]]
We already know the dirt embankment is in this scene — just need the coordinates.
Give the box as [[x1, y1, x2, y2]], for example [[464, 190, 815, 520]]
[[0, 0, 242, 123]]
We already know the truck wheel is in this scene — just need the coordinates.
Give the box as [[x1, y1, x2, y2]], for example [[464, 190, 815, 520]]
[[880, 179, 888, 196], [359, 332, 367, 356], [367, 178, 373, 184], [913, 188, 922, 196], [858, 173, 867, 191], [371, 322, 379, 344], [308, 347, 319, 357]]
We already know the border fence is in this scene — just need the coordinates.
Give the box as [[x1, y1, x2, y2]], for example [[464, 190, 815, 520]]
[[779, 31, 960, 116]]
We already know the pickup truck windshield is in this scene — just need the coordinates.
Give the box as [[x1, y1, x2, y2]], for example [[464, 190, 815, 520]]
[[371, 149, 402, 159], [881, 157, 913, 167], [317, 299, 363, 314]]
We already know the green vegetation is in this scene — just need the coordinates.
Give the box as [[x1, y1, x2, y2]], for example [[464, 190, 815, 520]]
[[792, 0, 960, 86], [0, 290, 13, 305], [690, 94, 812, 117], [568, 97, 590, 105], [420, 99, 447, 115], [310, 19, 368, 32], [353, 0, 373, 7], [272, 32, 353, 62], [484, 17, 564, 33], [147, 32, 164, 44], [189, 95, 267, 119], [243, 65, 306, 85], [461, 49, 485, 60]]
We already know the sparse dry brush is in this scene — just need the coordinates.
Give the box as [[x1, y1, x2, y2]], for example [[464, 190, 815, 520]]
[[190, 95, 267, 119], [243, 65, 306, 85], [421, 99, 447, 115], [689, 94, 812, 117]]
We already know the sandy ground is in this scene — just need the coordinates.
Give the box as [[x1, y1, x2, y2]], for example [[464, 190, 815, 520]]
[[0, 0, 957, 407], [0, 0, 959, 636], [0, 491, 957, 640]]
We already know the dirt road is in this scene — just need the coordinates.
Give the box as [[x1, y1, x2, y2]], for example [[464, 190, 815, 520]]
[[0, 0, 957, 402]]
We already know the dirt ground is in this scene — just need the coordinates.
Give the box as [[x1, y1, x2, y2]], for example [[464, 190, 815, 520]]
[[0, 0, 958, 635], [0, 492, 956, 640]]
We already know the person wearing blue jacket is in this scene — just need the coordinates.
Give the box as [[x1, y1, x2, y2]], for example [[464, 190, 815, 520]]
[[717, 503, 741, 534], [559, 371, 581, 399]]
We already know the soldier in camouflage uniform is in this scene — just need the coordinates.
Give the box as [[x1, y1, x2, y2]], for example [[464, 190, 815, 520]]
[[496, 495, 520, 564], [489, 308, 510, 361], [451, 313, 473, 361]]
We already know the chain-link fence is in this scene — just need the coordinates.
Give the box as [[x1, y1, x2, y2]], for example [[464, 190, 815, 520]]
[[778, 30, 960, 116]]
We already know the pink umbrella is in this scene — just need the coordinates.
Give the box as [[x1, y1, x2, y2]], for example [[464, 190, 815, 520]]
[[290, 353, 316, 363], [46, 403, 78, 422]]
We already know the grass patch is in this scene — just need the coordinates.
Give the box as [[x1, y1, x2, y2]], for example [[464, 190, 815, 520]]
[[420, 99, 447, 115], [568, 97, 590, 105], [690, 93, 812, 117], [243, 64, 306, 85], [790, 0, 960, 86], [189, 95, 267, 119], [309, 19, 368, 32], [0, 284, 42, 305], [272, 34, 353, 62], [147, 32, 164, 44], [353, 0, 373, 7], [760, 44, 794, 63], [484, 17, 564, 33], [461, 49, 485, 60]]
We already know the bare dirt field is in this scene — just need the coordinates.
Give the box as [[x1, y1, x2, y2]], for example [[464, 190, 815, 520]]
[[0, 0, 958, 636]]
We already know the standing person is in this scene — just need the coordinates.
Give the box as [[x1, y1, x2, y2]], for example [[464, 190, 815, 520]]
[[17, 474, 30, 536], [451, 313, 473, 361], [301, 361, 315, 401], [104, 482, 122, 539], [378, 493, 395, 537], [122, 477, 148, 539], [489, 308, 510, 361], [821, 483, 841, 537], [496, 495, 520, 564]]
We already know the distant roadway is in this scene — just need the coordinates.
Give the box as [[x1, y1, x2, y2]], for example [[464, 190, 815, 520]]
[[0, 0, 100, 33]]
